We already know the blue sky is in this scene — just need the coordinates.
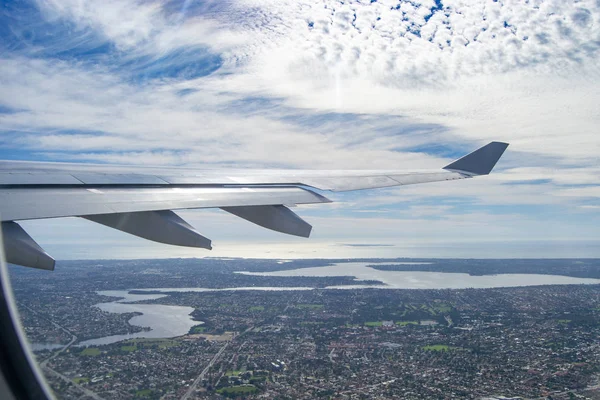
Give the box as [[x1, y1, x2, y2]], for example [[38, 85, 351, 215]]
[[1, 0, 600, 259]]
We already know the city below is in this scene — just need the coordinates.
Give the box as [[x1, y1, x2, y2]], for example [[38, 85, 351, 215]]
[[8, 258, 600, 399]]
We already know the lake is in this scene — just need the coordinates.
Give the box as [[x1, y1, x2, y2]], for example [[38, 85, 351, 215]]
[[77, 290, 199, 347]]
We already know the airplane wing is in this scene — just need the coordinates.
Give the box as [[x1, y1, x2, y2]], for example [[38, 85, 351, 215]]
[[0, 141, 508, 270]]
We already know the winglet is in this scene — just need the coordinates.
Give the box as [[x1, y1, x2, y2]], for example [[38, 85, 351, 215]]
[[443, 141, 509, 175]]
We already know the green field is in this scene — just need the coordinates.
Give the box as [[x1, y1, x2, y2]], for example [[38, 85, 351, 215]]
[[432, 303, 452, 313], [225, 370, 243, 376], [121, 345, 137, 352], [399, 302, 452, 317], [135, 389, 152, 397], [72, 377, 89, 384], [557, 319, 571, 324], [364, 321, 383, 327], [249, 306, 265, 311], [422, 344, 453, 351], [80, 347, 100, 356], [396, 321, 418, 326], [191, 325, 206, 333], [217, 385, 258, 396], [426, 303, 452, 314]]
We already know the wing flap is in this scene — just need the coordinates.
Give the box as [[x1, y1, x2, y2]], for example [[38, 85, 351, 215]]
[[222, 205, 312, 238], [1, 222, 55, 270], [84, 210, 212, 249]]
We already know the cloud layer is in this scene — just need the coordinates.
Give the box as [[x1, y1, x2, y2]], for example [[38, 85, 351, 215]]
[[1, 0, 599, 257]]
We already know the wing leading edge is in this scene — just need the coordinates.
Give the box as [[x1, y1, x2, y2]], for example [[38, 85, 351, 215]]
[[0, 141, 508, 269]]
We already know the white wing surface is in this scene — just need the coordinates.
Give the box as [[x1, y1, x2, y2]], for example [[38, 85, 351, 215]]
[[0, 142, 508, 269]]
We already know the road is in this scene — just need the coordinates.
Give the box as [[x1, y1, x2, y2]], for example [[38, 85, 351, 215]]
[[19, 302, 105, 400], [337, 378, 398, 395], [181, 341, 230, 400], [328, 348, 336, 363], [181, 326, 256, 399], [444, 315, 453, 326], [44, 366, 105, 400]]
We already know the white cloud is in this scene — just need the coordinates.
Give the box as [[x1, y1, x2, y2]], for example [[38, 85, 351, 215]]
[[495, 167, 600, 186], [6, 0, 599, 167], [35, 0, 245, 53], [554, 186, 600, 198], [211, 0, 600, 165], [1, 0, 600, 256], [0, 54, 457, 169]]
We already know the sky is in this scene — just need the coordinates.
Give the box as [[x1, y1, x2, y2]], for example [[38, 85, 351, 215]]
[[1, 0, 599, 259]]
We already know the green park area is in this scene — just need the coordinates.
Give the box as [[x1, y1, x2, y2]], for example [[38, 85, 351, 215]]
[[217, 384, 258, 396], [80, 347, 100, 356], [249, 306, 265, 311], [399, 302, 452, 317], [72, 377, 89, 384], [396, 321, 418, 326], [422, 344, 454, 351], [299, 321, 323, 326], [429, 302, 452, 313], [191, 325, 206, 333], [135, 389, 152, 397]]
